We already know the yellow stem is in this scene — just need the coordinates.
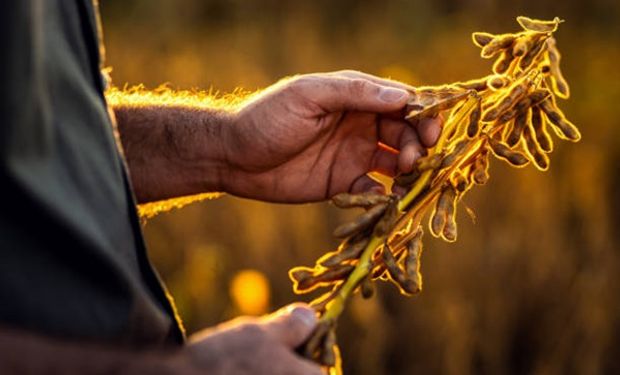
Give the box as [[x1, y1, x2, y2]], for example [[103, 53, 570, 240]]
[[320, 94, 480, 322]]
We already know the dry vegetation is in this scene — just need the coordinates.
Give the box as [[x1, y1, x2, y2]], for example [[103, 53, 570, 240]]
[[289, 16, 582, 373]]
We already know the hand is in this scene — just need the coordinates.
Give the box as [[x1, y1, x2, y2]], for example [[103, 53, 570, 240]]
[[221, 70, 443, 203], [175, 303, 322, 375]]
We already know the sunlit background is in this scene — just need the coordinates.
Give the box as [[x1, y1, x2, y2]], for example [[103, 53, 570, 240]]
[[101, 1, 620, 374]]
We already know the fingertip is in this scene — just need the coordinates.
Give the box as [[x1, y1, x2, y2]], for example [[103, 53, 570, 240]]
[[398, 143, 423, 174], [371, 146, 399, 177], [286, 303, 318, 331], [267, 303, 318, 348], [417, 116, 443, 147]]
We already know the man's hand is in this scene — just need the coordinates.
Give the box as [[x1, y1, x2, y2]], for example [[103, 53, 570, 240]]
[[179, 303, 322, 375], [222, 71, 443, 202], [113, 70, 442, 204], [0, 303, 322, 375]]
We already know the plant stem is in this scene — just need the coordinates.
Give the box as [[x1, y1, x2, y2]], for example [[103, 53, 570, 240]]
[[320, 95, 479, 322]]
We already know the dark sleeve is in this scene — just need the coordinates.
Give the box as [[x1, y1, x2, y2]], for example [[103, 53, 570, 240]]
[[0, 0, 184, 347]]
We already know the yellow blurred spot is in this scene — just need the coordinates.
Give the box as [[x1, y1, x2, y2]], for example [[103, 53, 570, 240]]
[[229, 269, 270, 316]]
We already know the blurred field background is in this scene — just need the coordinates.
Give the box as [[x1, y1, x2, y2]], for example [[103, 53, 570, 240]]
[[101, 1, 620, 374]]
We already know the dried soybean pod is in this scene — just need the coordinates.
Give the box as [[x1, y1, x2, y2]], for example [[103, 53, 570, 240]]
[[417, 85, 459, 95], [403, 242, 422, 295], [289, 267, 314, 288], [406, 90, 471, 122], [331, 192, 391, 208], [314, 264, 355, 284], [318, 237, 370, 267], [538, 97, 581, 141], [546, 37, 570, 99], [517, 16, 562, 33], [405, 230, 423, 278], [441, 186, 458, 242], [481, 34, 517, 58], [472, 150, 490, 185], [374, 198, 399, 237], [482, 71, 535, 122], [467, 97, 482, 138], [487, 74, 511, 90], [519, 34, 548, 71], [512, 35, 529, 57], [320, 328, 337, 366], [528, 88, 552, 106], [455, 77, 488, 92], [443, 215, 457, 243], [513, 31, 546, 58], [495, 92, 536, 127], [488, 137, 530, 167], [530, 106, 554, 152], [382, 243, 417, 295], [360, 274, 375, 299], [472, 32, 495, 47], [418, 92, 439, 106], [441, 139, 469, 169], [405, 101, 424, 115], [452, 171, 470, 193], [381, 243, 405, 285], [506, 108, 530, 147], [303, 320, 331, 360], [496, 89, 546, 128], [332, 202, 388, 238], [291, 273, 320, 294], [523, 123, 550, 171], [493, 49, 515, 74], [430, 186, 453, 236], [494, 106, 519, 126], [292, 264, 356, 293]]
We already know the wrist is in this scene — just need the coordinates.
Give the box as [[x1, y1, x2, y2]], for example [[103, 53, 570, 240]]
[[215, 109, 252, 197], [185, 108, 234, 194]]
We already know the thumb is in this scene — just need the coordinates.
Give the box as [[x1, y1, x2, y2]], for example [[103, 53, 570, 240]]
[[295, 76, 410, 113], [261, 303, 318, 348]]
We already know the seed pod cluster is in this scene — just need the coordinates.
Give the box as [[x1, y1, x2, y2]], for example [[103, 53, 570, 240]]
[[289, 16, 580, 373]]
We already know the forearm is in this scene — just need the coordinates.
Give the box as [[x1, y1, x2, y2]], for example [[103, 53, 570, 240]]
[[0, 328, 179, 375], [112, 102, 232, 203]]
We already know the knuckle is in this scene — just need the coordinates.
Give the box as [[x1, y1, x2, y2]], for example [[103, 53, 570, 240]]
[[348, 78, 371, 96], [237, 322, 265, 342], [289, 75, 317, 88], [286, 75, 321, 96]]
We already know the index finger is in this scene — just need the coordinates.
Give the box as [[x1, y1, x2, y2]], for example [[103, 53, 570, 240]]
[[328, 70, 416, 92]]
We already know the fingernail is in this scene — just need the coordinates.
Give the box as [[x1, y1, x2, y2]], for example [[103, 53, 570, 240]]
[[378, 87, 408, 103], [290, 306, 317, 328]]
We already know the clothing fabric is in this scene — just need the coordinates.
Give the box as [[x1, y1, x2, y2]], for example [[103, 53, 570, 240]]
[[0, 0, 183, 347]]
